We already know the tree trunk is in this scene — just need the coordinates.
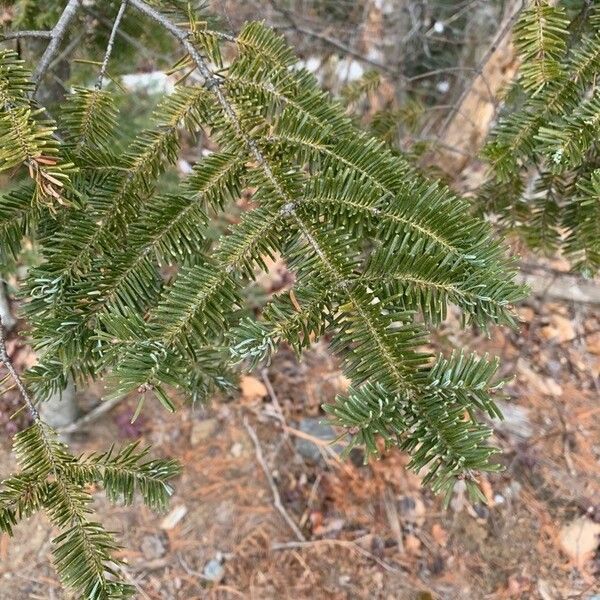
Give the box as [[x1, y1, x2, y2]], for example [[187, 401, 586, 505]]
[[427, 0, 522, 181], [39, 377, 78, 430], [0, 281, 17, 332]]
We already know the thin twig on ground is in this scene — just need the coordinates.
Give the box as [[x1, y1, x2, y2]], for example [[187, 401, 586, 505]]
[[283, 424, 342, 462], [243, 416, 306, 542], [261, 368, 286, 427], [270, 539, 401, 574], [383, 487, 404, 554], [440, 0, 524, 133], [299, 473, 322, 529]]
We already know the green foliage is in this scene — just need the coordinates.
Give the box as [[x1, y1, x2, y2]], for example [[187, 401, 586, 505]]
[[513, 0, 569, 93], [482, 1, 600, 275], [0, 49, 73, 206], [0, 2, 528, 594], [1, 9, 524, 485], [0, 421, 180, 598]]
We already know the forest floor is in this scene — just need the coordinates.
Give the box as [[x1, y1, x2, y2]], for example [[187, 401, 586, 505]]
[[0, 255, 599, 599]]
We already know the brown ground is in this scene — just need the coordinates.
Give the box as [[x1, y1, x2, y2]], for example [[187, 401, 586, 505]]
[[1, 260, 600, 599]]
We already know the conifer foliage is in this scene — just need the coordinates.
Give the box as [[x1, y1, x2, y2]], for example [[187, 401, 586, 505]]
[[482, 0, 600, 275], [1, 1, 525, 595]]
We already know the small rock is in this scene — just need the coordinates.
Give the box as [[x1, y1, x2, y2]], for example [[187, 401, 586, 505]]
[[230, 442, 243, 457], [504, 480, 522, 501], [190, 418, 218, 446], [203, 558, 225, 582], [295, 417, 339, 462], [349, 447, 366, 467], [450, 479, 467, 513], [160, 505, 187, 530], [140, 535, 165, 560], [494, 400, 533, 440], [473, 504, 489, 520]]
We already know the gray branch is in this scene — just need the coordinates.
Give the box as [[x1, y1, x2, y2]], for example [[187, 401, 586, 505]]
[[96, 0, 129, 90], [0, 317, 39, 421], [1, 30, 52, 41], [32, 0, 80, 96]]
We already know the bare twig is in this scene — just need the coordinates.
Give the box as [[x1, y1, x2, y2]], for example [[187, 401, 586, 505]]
[[243, 417, 306, 541], [58, 396, 125, 434], [383, 487, 404, 553], [113, 563, 152, 600], [299, 473, 322, 529], [32, 0, 80, 95], [96, 0, 128, 90], [266, 0, 396, 76], [279, 23, 393, 75], [283, 424, 343, 463], [0, 317, 39, 421], [0, 30, 52, 41], [261, 368, 286, 426]]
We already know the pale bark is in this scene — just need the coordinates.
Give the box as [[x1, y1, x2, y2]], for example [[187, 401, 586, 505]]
[[39, 377, 78, 430], [430, 0, 522, 180], [0, 281, 16, 332]]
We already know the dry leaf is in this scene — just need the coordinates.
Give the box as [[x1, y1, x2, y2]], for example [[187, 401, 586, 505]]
[[404, 533, 421, 554], [517, 306, 535, 323], [239, 375, 267, 404], [559, 517, 600, 568], [479, 476, 495, 506], [431, 523, 448, 547], [540, 314, 575, 343], [160, 505, 187, 530]]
